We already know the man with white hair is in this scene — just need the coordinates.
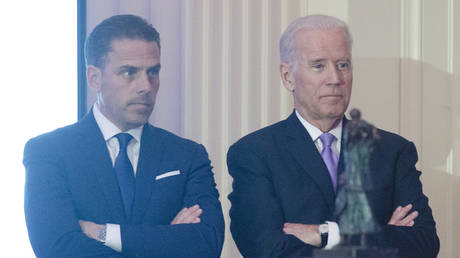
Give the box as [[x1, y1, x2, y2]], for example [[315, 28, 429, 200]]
[[227, 14, 439, 258]]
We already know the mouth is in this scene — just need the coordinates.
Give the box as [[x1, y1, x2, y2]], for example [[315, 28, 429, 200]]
[[127, 102, 154, 110], [321, 95, 343, 99], [128, 101, 153, 107]]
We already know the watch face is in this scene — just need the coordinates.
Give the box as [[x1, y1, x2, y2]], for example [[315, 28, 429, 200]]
[[319, 224, 329, 234]]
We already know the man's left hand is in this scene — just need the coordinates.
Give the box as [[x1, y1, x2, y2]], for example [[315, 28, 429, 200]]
[[283, 223, 321, 247], [388, 204, 418, 226], [79, 220, 105, 242], [170, 204, 202, 225]]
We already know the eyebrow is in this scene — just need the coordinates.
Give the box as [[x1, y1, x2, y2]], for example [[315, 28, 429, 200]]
[[307, 58, 351, 64], [147, 64, 161, 74], [308, 58, 327, 64], [117, 65, 138, 71], [117, 64, 161, 72]]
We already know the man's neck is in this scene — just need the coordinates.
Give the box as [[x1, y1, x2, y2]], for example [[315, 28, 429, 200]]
[[296, 110, 342, 132], [313, 119, 341, 133]]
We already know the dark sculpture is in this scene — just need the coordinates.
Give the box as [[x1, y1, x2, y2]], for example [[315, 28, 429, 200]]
[[334, 108, 380, 244], [315, 109, 398, 257]]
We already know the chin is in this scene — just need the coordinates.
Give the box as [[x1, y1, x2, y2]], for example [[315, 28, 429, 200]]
[[134, 117, 149, 126], [131, 109, 152, 121], [328, 105, 347, 116], [124, 115, 149, 129], [323, 107, 344, 116]]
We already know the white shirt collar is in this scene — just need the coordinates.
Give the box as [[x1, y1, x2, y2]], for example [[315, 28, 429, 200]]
[[295, 110, 343, 143], [92, 104, 143, 143]]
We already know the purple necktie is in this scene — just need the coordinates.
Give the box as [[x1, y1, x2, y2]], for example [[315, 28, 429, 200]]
[[319, 133, 338, 190]]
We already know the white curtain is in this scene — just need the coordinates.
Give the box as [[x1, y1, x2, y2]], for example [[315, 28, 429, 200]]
[[86, 1, 460, 257]]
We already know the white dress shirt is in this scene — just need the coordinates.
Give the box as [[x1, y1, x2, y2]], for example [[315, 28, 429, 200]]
[[295, 111, 342, 157], [295, 110, 341, 249], [93, 104, 144, 252]]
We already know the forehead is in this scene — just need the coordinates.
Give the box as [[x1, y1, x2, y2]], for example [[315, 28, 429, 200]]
[[294, 28, 351, 60], [106, 39, 160, 67]]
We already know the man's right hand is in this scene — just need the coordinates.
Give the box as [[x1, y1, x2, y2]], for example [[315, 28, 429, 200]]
[[388, 204, 418, 226], [170, 204, 202, 225], [283, 223, 321, 247]]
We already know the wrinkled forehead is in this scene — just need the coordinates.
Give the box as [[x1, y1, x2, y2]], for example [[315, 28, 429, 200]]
[[293, 28, 351, 59]]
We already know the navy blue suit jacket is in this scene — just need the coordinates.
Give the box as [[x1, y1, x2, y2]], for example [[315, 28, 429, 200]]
[[227, 111, 439, 258], [24, 111, 224, 258]]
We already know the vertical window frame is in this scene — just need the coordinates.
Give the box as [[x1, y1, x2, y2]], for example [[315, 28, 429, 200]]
[[77, 0, 87, 119]]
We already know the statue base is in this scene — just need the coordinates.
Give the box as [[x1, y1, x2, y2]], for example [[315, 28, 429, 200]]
[[313, 246, 398, 258]]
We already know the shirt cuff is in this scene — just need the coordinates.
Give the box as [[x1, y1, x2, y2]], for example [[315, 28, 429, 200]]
[[105, 223, 122, 252], [325, 221, 340, 249]]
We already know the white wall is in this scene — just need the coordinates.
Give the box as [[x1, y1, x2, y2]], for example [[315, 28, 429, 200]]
[[0, 2, 78, 257]]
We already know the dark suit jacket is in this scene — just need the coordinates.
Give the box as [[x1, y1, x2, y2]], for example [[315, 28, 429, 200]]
[[24, 111, 224, 258], [227, 111, 439, 258]]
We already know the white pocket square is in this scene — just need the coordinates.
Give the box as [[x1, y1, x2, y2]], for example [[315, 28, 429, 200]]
[[155, 170, 180, 180]]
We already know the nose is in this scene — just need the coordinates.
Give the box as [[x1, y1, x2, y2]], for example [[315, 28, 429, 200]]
[[327, 66, 343, 86], [136, 72, 156, 95]]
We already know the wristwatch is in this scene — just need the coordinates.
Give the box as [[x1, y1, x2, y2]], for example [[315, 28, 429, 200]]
[[318, 223, 329, 248], [97, 224, 107, 243]]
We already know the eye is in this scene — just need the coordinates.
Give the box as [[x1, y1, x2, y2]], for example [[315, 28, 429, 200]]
[[311, 63, 325, 71], [147, 68, 160, 77], [337, 61, 351, 71], [119, 67, 138, 80], [147, 65, 161, 78], [147, 70, 158, 77]]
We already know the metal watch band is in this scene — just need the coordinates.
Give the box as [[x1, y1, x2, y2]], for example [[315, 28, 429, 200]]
[[97, 224, 107, 243]]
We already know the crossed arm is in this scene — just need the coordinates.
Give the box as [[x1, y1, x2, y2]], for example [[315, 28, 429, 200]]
[[283, 203, 419, 247], [227, 140, 439, 258], [79, 204, 204, 243], [24, 138, 224, 258]]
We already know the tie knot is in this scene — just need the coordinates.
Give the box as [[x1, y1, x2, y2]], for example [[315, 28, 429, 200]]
[[319, 133, 335, 147], [116, 133, 133, 150]]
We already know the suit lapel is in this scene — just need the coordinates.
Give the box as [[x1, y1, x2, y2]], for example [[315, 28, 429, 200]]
[[131, 124, 166, 223], [281, 112, 336, 211], [76, 111, 126, 223]]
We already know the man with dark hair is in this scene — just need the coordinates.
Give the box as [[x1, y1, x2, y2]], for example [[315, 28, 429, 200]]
[[227, 14, 439, 258], [24, 14, 224, 257], [85, 15, 161, 69]]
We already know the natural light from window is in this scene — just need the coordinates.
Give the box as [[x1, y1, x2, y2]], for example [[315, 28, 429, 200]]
[[0, 2, 77, 256]]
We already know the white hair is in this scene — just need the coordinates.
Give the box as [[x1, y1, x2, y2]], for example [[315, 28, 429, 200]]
[[279, 14, 353, 69]]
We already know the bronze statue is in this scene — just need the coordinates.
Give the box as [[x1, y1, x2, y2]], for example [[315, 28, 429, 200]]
[[334, 108, 380, 245], [315, 109, 400, 257]]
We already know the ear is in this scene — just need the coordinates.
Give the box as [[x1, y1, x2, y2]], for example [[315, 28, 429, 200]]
[[86, 65, 102, 93], [280, 62, 295, 92]]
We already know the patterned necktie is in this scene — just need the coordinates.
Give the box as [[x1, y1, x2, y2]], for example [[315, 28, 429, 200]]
[[319, 133, 338, 190], [114, 133, 135, 221]]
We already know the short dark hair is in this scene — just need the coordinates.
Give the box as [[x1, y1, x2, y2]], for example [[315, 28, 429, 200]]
[[85, 14, 161, 68]]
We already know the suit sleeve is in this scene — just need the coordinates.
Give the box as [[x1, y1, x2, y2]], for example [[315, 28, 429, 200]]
[[381, 141, 440, 258], [23, 138, 122, 258], [120, 144, 225, 258], [227, 143, 311, 258]]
